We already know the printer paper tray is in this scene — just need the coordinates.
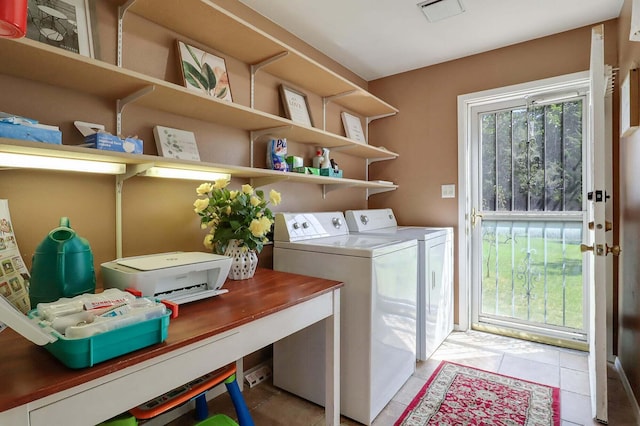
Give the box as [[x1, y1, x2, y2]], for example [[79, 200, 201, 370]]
[[156, 287, 228, 304]]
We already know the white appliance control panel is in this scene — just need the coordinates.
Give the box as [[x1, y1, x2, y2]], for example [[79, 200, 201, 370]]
[[274, 212, 348, 242]]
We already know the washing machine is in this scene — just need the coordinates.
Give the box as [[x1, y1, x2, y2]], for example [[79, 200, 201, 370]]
[[272, 211, 417, 425], [345, 208, 453, 361]]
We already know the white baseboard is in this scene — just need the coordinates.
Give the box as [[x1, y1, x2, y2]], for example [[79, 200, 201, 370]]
[[614, 357, 640, 424]]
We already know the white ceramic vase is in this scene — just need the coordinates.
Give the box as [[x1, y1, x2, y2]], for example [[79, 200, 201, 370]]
[[224, 239, 258, 280]]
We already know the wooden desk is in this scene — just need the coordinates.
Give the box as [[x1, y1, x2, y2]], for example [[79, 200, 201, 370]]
[[0, 268, 342, 426]]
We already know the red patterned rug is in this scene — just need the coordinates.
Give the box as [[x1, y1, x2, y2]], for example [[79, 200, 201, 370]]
[[395, 361, 561, 426]]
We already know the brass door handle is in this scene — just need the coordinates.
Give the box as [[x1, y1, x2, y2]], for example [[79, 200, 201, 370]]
[[580, 243, 621, 256], [471, 207, 483, 229]]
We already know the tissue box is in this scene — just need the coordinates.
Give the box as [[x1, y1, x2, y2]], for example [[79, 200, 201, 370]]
[[292, 166, 320, 175], [0, 121, 62, 144], [86, 133, 143, 154], [320, 168, 343, 178]]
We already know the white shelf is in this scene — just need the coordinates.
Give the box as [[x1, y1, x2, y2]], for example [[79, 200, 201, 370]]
[[0, 139, 399, 192]]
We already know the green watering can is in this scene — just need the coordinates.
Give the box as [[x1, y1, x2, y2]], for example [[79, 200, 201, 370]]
[[29, 217, 96, 307]]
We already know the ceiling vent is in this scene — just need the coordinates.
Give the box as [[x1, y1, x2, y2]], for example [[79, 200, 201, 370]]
[[417, 0, 465, 22]]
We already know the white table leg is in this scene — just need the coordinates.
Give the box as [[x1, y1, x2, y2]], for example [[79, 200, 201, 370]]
[[325, 288, 340, 426]]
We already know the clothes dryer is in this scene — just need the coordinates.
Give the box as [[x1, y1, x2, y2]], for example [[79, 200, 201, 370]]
[[273, 211, 417, 425], [345, 208, 453, 361]]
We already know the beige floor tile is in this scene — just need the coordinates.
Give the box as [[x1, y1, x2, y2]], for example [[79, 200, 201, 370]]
[[561, 367, 590, 396], [499, 353, 560, 387], [559, 350, 589, 372]]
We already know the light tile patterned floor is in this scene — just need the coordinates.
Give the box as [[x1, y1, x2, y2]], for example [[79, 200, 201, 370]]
[[168, 330, 637, 425]]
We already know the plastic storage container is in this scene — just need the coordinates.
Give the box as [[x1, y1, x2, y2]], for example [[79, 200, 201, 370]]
[[0, 294, 171, 369]]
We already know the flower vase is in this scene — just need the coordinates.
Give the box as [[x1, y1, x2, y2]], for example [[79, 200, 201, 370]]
[[224, 239, 258, 280]]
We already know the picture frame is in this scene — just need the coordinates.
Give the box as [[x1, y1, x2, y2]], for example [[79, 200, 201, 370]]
[[177, 41, 233, 102], [279, 84, 314, 127], [341, 111, 367, 143], [26, 0, 94, 58], [153, 125, 201, 161]]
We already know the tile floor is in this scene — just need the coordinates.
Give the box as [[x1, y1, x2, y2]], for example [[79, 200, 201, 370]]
[[168, 330, 637, 426]]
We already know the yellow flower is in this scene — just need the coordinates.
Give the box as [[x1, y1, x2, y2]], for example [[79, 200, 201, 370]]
[[196, 182, 213, 195], [259, 216, 272, 232], [193, 198, 209, 213], [242, 184, 254, 195], [203, 234, 214, 250], [229, 190, 238, 199], [213, 178, 230, 190], [269, 189, 282, 206], [225, 205, 232, 215], [249, 218, 265, 237], [250, 196, 260, 207]]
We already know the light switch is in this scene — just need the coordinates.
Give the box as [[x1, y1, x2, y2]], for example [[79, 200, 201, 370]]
[[441, 184, 456, 198]]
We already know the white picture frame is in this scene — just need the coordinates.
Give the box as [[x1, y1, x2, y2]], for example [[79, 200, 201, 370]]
[[341, 111, 367, 143], [153, 126, 201, 161], [279, 84, 314, 127], [26, 0, 94, 58]]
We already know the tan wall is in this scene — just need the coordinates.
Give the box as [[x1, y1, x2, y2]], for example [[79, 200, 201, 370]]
[[368, 21, 619, 327], [0, 0, 373, 286], [616, 0, 640, 408]]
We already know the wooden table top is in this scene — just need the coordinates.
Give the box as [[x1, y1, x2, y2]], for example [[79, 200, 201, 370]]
[[0, 268, 342, 412]]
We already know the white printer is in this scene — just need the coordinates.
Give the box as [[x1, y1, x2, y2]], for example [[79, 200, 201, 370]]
[[101, 252, 232, 304]]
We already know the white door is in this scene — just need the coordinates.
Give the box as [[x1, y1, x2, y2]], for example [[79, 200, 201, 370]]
[[586, 23, 616, 424]]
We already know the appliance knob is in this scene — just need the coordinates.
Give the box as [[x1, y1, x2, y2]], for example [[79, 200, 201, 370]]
[[293, 222, 300, 229], [332, 217, 343, 227], [302, 222, 309, 229], [360, 215, 369, 225]]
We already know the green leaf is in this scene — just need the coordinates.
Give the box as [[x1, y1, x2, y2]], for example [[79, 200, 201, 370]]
[[185, 44, 202, 69], [203, 62, 217, 95], [216, 87, 228, 99], [182, 61, 209, 92]]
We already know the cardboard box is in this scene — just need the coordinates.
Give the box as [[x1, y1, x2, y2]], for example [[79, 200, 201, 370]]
[[0, 121, 62, 144], [320, 168, 343, 178], [292, 166, 320, 175], [85, 133, 143, 154]]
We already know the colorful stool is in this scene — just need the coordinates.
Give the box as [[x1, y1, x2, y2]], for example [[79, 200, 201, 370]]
[[129, 363, 254, 426]]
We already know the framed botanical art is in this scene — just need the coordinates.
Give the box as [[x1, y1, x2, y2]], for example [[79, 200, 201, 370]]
[[153, 125, 201, 161], [279, 84, 313, 127], [177, 41, 233, 102], [341, 111, 367, 143], [26, 0, 95, 57]]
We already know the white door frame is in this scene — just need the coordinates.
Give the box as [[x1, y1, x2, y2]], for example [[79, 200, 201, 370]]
[[456, 71, 590, 332]]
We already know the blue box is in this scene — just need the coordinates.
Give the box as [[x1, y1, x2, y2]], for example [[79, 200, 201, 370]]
[[0, 121, 62, 144], [86, 133, 143, 154]]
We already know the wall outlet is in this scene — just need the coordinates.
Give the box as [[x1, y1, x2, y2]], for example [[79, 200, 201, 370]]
[[441, 184, 456, 198], [244, 364, 272, 388]]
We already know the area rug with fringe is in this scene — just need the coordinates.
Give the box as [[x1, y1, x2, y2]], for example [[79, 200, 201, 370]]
[[395, 361, 560, 426]]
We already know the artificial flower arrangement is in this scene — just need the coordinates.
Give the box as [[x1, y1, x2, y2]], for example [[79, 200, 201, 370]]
[[193, 178, 282, 255]]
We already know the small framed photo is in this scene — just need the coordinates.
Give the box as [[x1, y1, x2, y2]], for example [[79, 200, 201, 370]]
[[26, 0, 95, 57], [341, 111, 367, 143], [279, 84, 314, 127], [153, 125, 201, 161], [177, 41, 233, 102]]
